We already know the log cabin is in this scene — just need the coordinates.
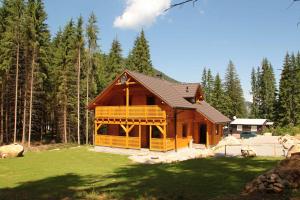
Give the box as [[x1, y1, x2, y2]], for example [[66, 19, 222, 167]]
[[88, 70, 230, 152]]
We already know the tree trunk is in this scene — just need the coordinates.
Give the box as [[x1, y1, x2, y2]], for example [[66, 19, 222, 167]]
[[28, 45, 36, 147], [22, 82, 27, 144], [63, 96, 67, 143], [0, 81, 4, 145], [77, 48, 81, 145], [13, 43, 20, 143], [86, 54, 90, 145]]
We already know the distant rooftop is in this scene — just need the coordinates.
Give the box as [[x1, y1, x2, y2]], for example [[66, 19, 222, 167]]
[[230, 118, 267, 126]]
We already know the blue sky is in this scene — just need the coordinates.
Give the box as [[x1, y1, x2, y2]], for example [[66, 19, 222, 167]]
[[44, 0, 300, 101]]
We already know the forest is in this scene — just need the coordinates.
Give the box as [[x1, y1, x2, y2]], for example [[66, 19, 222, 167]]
[[1, 0, 300, 146], [0, 0, 155, 146]]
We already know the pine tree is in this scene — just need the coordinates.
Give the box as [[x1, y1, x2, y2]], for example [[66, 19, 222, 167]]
[[250, 67, 260, 118], [105, 38, 123, 83], [0, 0, 25, 143], [224, 60, 246, 118], [75, 16, 84, 145], [26, 0, 50, 146], [126, 30, 154, 75], [86, 13, 98, 144], [278, 53, 296, 126], [294, 52, 300, 125], [206, 69, 214, 103], [201, 68, 207, 95], [211, 73, 228, 114], [258, 58, 276, 120]]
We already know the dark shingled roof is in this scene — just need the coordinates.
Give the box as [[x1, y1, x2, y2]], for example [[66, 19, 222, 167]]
[[193, 101, 231, 124], [88, 70, 230, 124], [171, 83, 199, 98]]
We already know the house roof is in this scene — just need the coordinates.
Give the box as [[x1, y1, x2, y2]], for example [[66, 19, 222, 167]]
[[193, 101, 231, 124], [172, 83, 200, 98], [128, 70, 194, 109], [88, 70, 230, 124], [230, 118, 267, 126]]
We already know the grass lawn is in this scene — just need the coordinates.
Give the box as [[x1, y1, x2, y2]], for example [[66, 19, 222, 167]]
[[0, 147, 282, 200]]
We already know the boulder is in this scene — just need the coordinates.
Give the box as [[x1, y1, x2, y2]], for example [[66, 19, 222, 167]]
[[241, 146, 256, 157], [287, 144, 300, 158], [0, 144, 24, 158]]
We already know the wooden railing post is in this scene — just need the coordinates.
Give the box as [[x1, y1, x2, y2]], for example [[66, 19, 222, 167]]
[[149, 125, 152, 150], [139, 124, 141, 149]]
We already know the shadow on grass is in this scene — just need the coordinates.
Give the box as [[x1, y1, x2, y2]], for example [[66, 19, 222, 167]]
[[0, 173, 85, 200], [0, 157, 283, 200]]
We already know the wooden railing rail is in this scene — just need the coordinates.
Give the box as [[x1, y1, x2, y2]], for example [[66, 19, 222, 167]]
[[95, 105, 166, 120]]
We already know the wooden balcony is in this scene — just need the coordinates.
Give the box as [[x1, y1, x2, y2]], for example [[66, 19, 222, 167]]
[[95, 105, 166, 120], [95, 134, 192, 152], [95, 105, 167, 125]]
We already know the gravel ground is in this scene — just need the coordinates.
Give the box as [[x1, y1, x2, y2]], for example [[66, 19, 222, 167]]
[[214, 135, 285, 157]]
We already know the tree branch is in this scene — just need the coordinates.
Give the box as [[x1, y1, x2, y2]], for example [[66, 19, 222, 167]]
[[165, 0, 199, 11]]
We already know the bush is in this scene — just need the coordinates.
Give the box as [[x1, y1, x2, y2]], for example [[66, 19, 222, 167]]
[[267, 125, 300, 136]]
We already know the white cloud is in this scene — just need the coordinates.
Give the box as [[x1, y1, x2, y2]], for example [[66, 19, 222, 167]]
[[114, 0, 171, 29]]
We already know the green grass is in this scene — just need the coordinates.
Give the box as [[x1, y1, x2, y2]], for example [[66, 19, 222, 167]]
[[0, 147, 282, 200]]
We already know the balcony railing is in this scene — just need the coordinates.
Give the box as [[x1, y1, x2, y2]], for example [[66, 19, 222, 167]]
[[95, 134, 192, 151], [95, 105, 166, 120]]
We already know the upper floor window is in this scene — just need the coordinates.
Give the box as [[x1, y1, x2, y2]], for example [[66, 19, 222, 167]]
[[147, 96, 155, 105], [182, 123, 188, 137]]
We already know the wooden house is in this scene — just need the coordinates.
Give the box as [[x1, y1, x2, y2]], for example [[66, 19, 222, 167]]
[[230, 118, 274, 138], [88, 70, 230, 151]]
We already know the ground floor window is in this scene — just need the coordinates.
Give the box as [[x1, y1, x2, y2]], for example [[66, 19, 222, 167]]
[[251, 125, 257, 132], [237, 125, 243, 131]]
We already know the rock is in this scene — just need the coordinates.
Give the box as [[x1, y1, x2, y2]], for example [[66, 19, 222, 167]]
[[287, 144, 300, 158], [273, 186, 283, 193], [0, 144, 24, 158], [241, 147, 256, 157]]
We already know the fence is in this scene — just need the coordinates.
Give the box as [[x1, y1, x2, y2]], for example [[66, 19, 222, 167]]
[[222, 143, 285, 157]]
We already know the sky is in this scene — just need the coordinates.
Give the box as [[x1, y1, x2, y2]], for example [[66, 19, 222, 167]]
[[44, 0, 300, 101]]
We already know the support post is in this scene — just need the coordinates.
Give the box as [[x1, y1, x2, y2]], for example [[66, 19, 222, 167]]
[[206, 122, 210, 148], [139, 124, 141, 148], [163, 124, 167, 151], [126, 85, 129, 119], [126, 124, 129, 148], [149, 125, 152, 150], [174, 109, 177, 152], [94, 122, 97, 145]]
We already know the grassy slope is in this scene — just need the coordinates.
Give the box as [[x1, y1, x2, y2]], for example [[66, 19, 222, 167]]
[[0, 147, 281, 200]]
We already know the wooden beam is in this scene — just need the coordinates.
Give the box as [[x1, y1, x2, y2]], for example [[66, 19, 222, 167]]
[[149, 125, 152, 150], [120, 124, 127, 133], [128, 124, 135, 133], [139, 125, 141, 148]]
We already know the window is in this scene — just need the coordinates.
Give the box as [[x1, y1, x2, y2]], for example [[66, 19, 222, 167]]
[[237, 125, 243, 131], [119, 125, 126, 136], [251, 125, 257, 132], [152, 126, 161, 138], [182, 123, 188, 137], [147, 96, 155, 105], [99, 125, 108, 135]]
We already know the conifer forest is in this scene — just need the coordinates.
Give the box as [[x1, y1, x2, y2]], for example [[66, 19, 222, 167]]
[[0, 0, 299, 145]]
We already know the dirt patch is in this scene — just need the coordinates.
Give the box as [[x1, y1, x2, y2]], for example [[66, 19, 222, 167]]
[[242, 153, 300, 199]]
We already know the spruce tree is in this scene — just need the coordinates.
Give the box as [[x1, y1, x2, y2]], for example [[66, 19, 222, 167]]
[[126, 30, 154, 75], [0, 0, 25, 143], [86, 13, 98, 144], [258, 58, 276, 120], [224, 60, 246, 118], [75, 16, 84, 145], [26, 0, 50, 146], [250, 67, 260, 118], [211, 73, 228, 114], [105, 38, 123, 83], [278, 53, 297, 126]]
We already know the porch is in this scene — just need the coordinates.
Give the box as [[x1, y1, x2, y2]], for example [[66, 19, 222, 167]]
[[95, 134, 192, 152]]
